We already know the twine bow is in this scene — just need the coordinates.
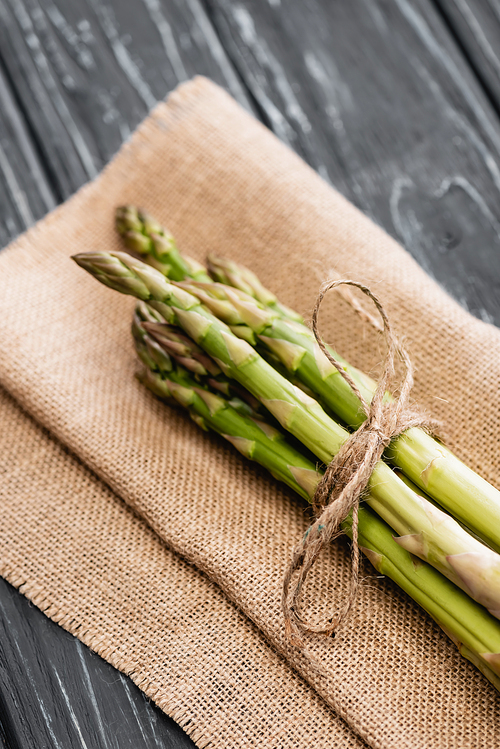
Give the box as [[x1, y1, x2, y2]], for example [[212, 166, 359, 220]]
[[282, 279, 435, 644]]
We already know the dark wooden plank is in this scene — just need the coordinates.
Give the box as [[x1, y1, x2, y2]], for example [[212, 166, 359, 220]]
[[436, 0, 500, 112], [0, 577, 195, 748], [0, 0, 251, 199], [0, 2, 252, 746], [4, 0, 500, 322], [0, 63, 56, 245], [204, 0, 500, 325]]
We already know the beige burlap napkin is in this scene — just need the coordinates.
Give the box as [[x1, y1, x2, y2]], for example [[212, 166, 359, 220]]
[[0, 77, 499, 748], [0, 387, 362, 748]]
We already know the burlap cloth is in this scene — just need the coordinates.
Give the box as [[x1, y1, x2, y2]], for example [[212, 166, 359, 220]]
[[0, 77, 499, 748]]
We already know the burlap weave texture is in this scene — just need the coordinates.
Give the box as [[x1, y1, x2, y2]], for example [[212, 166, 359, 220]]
[[0, 77, 499, 747], [0, 386, 361, 748]]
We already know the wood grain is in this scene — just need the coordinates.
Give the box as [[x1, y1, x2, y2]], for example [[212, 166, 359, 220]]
[[204, 0, 500, 324], [0, 0, 251, 200], [0, 1, 249, 745], [0, 62, 56, 245], [0, 577, 195, 747], [437, 0, 500, 112]]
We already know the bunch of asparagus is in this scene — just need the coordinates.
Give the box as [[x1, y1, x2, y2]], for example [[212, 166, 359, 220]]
[[72, 206, 500, 691]]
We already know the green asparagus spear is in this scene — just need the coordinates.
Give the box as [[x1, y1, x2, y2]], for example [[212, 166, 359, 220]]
[[202, 263, 500, 556], [206, 253, 303, 322], [73, 251, 500, 618], [136, 303, 269, 418], [177, 277, 500, 555], [115, 206, 210, 282], [136, 338, 500, 692]]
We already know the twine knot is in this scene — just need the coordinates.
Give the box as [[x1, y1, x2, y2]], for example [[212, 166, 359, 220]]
[[282, 279, 435, 645]]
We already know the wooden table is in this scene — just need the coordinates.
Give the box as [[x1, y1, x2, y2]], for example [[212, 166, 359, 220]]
[[1, 1, 500, 745]]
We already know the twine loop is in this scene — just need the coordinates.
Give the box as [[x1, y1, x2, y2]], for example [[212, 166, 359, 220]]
[[282, 279, 435, 645]]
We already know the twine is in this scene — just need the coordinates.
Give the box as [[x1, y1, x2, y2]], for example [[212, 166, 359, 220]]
[[282, 280, 437, 644]]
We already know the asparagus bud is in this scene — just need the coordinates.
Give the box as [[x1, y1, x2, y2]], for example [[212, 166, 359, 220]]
[[115, 206, 210, 282], [207, 254, 303, 322], [74, 250, 500, 619], [138, 357, 500, 692]]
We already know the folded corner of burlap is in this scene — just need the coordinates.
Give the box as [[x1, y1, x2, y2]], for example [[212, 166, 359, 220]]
[[0, 76, 499, 749]]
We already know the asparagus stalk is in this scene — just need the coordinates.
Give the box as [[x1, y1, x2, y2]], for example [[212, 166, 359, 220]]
[[135, 303, 268, 418], [115, 206, 302, 322], [177, 276, 500, 555], [133, 305, 316, 495], [115, 206, 210, 282], [134, 331, 500, 692], [115, 207, 369, 398], [73, 251, 500, 618], [204, 264, 500, 555], [206, 253, 303, 323], [139, 304, 500, 620], [115, 211, 500, 558]]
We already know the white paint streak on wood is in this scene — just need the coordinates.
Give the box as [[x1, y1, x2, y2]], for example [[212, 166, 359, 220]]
[[394, 0, 500, 158], [184, 0, 250, 107], [45, 4, 96, 70], [231, 4, 312, 135], [302, 49, 371, 201], [453, 0, 500, 77], [0, 65, 56, 213], [414, 57, 500, 194], [6, 0, 98, 178], [6, 628, 65, 749], [141, 0, 187, 82], [389, 175, 433, 273], [0, 143, 34, 227], [485, 0, 500, 28], [303, 50, 352, 133], [118, 673, 154, 745], [436, 175, 500, 234], [52, 666, 91, 749], [87, 0, 157, 110], [74, 641, 110, 747], [361, 0, 388, 33]]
